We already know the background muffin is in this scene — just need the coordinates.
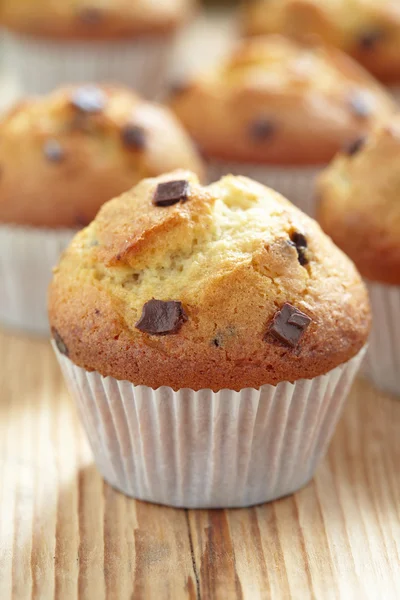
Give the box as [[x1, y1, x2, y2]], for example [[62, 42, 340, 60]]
[[170, 35, 396, 214], [318, 118, 400, 395], [50, 170, 369, 507], [1, 0, 196, 95], [0, 85, 203, 334], [242, 0, 400, 85]]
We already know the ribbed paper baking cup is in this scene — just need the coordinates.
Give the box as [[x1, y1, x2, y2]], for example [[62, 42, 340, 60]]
[[4, 32, 172, 98], [363, 281, 400, 396], [54, 345, 365, 508], [207, 160, 322, 217], [0, 224, 75, 335]]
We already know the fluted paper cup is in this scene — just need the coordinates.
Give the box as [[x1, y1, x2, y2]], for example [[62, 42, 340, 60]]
[[207, 160, 322, 217], [363, 281, 400, 396], [0, 224, 75, 335], [4, 32, 172, 98], [54, 345, 365, 508]]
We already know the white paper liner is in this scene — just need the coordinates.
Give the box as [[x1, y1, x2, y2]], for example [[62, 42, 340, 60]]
[[4, 32, 173, 98], [363, 281, 400, 396], [55, 345, 365, 508], [207, 160, 323, 217], [0, 224, 75, 335]]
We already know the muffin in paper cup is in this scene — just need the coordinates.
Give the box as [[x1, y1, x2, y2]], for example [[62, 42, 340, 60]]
[[170, 36, 396, 216], [54, 344, 365, 508], [0, 87, 203, 334], [48, 171, 370, 507], [318, 116, 400, 396], [4, 33, 172, 98], [363, 282, 400, 397], [0, 225, 75, 335], [207, 161, 321, 217]]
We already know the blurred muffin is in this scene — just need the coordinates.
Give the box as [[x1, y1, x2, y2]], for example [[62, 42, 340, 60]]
[[242, 0, 400, 85], [2, 0, 196, 95], [318, 118, 400, 396], [50, 170, 369, 507], [0, 84, 203, 334], [170, 35, 396, 215]]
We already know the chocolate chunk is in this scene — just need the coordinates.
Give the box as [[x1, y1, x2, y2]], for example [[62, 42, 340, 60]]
[[266, 303, 311, 348], [78, 7, 103, 25], [71, 86, 107, 114], [169, 79, 190, 96], [348, 92, 372, 118], [135, 299, 188, 335], [51, 327, 69, 356], [75, 214, 90, 227], [43, 139, 65, 163], [121, 125, 146, 150], [153, 180, 190, 207], [344, 136, 366, 156], [249, 118, 277, 141], [358, 29, 384, 50], [289, 231, 309, 266]]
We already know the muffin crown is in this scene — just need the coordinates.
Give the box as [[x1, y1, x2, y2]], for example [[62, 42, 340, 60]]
[[1, 0, 195, 39], [49, 171, 370, 391], [0, 85, 203, 228], [170, 35, 395, 165], [242, 0, 400, 83], [318, 118, 400, 285]]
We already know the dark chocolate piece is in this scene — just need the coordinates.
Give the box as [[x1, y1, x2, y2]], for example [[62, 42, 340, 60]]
[[75, 214, 90, 227], [169, 79, 190, 96], [289, 231, 309, 266], [71, 86, 107, 114], [52, 327, 69, 356], [348, 92, 372, 118], [78, 7, 103, 25], [266, 303, 311, 348], [153, 180, 190, 207], [43, 140, 65, 163], [121, 125, 146, 150], [344, 136, 366, 156], [358, 29, 384, 50], [135, 299, 188, 335], [249, 118, 277, 141]]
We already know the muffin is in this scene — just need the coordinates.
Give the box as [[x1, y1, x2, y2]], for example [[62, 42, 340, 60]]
[[242, 0, 400, 87], [318, 118, 400, 396], [0, 85, 204, 334], [1, 0, 196, 96], [49, 170, 370, 508], [170, 35, 396, 215]]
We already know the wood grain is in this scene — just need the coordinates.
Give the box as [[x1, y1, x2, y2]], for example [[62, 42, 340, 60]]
[[1, 328, 400, 599]]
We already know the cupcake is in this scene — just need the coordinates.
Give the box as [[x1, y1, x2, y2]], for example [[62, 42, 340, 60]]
[[49, 170, 370, 508], [1, 0, 196, 97], [318, 119, 400, 396], [242, 0, 400, 89], [0, 85, 204, 335], [170, 35, 395, 216]]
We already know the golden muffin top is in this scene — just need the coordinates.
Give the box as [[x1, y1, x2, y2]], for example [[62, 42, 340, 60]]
[[0, 85, 203, 228], [170, 35, 396, 166], [1, 0, 195, 39], [49, 171, 370, 391], [318, 116, 400, 285], [242, 0, 400, 83]]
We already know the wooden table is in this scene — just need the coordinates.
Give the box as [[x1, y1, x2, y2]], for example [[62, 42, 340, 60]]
[[1, 329, 400, 600]]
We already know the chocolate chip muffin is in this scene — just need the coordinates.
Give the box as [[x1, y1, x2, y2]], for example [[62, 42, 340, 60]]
[[170, 35, 395, 215], [2, 0, 196, 95], [318, 118, 400, 396], [50, 170, 369, 508], [0, 86, 203, 335], [242, 0, 400, 85]]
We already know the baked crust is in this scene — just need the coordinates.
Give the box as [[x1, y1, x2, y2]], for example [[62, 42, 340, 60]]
[[317, 118, 400, 285], [0, 85, 204, 228], [242, 0, 400, 83], [1, 0, 196, 40], [49, 171, 370, 391], [170, 36, 395, 166]]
